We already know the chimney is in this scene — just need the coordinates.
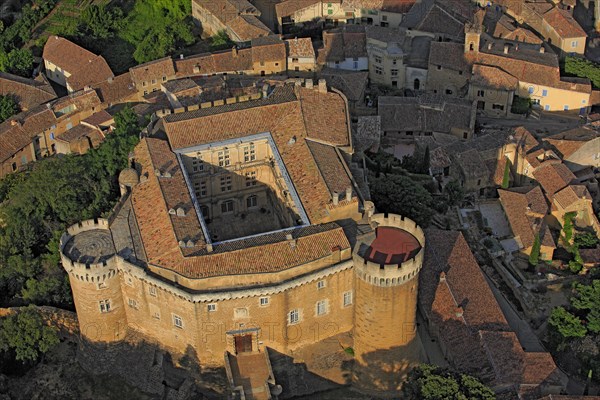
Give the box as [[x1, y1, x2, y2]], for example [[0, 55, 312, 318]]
[[262, 83, 269, 97], [487, 42, 493, 50], [540, 46, 545, 53], [305, 78, 313, 89], [232, 46, 238, 57], [318, 78, 327, 93], [332, 192, 339, 205], [179, 54, 184, 59], [108, 76, 113, 83], [10, 119, 19, 126], [503, 44, 509, 54], [515, 44, 519, 51], [345, 186, 352, 202], [286, 233, 297, 248]]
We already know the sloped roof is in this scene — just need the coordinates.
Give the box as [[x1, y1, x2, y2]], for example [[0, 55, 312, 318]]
[[532, 162, 576, 197], [543, 7, 586, 39], [43, 36, 114, 91], [553, 185, 592, 209], [228, 15, 272, 42], [545, 127, 600, 159], [0, 72, 56, 110], [94, 73, 137, 105], [471, 64, 518, 90], [285, 37, 315, 58], [129, 57, 176, 86], [318, 26, 367, 63], [0, 107, 56, 162], [320, 68, 368, 102]]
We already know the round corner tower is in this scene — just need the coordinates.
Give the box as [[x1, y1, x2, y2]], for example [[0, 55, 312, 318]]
[[60, 218, 126, 343], [352, 213, 425, 397]]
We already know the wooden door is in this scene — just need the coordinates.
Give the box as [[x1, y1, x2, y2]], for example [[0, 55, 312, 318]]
[[234, 334, 253, 354]]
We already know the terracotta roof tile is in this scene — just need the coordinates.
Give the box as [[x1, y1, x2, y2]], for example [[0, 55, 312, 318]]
[[532, 162, 576, 197], [545, 126, 599, 159], [94, 73, 137, 105], [306, 139, 354, 197], [285, 37, 315, 59], [56, 124, 101, 143], [251, 36, 287, 62], [0, 107, 56, 162], [318, 26, 367, 63], [553, 185, 592, 209], [43, 36, 114, 91], [0, 72, 56, 110], [228, 15, 272, 41], [320, 68, 368, 102], [543, 7, 586, 39], [472, 64, 518, 90], [130, 57, 176, 87], [276, 0, 326, 18]]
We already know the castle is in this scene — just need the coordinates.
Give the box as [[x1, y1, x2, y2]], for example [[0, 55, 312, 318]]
[[60, 80, 424, 397]]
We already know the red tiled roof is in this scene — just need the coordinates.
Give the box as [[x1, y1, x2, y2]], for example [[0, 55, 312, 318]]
[[472, 64, 518, 90], [543, 7, 586, 39], [553, 185, 592, 209], [532, 162, 576, 197], [94, 73, 137, 105], [0, 72, 56, 110], [0, 107, 56, 162], [285, 37, 315, 59], [129, 57, 176, 87], [228, 15, 272, 42], [43, 36, 114, 92]]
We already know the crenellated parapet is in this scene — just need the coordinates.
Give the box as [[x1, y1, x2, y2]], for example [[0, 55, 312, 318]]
[[353, 213, 425, 287]]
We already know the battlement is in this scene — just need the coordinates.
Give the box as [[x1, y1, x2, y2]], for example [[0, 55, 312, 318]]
[[353, 213, 425, 287], [60, 218, 118, 284]]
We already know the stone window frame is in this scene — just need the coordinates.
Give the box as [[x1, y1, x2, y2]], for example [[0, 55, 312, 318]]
[[207, 303, 217, 312], [97, 282, 107, 290], [128, 298, 138, 309], [99, 299, 111, 313], [172, 314, 183, 329], [259, 296, 270, 307], [148, 286, 157, 297], [316, 299, 328, 316], [288, 309, 301, 325], [316, 279, 326, 290], [343, 291, 353, 307]]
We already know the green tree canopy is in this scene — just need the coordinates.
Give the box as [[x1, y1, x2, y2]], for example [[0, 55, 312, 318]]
[[565, 56, 600, 89], [571, 281, 600, 334], [445, 179, 464, 207], [369, 173, 435, 227], [402, 364, 495, 400], [79, 4, 125, 40], [549, 306, 587, 340], [0, 95, 19, 123], [574, 232, 599, 249], [0, 48, 34, 77], [529, 234, 541, 266], [501, 158, 511, 189], [0, 305, 59, 362]]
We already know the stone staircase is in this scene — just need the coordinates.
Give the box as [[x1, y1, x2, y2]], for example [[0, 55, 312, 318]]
[[529, 108, 541, 120], [225, 351, 279, 400]]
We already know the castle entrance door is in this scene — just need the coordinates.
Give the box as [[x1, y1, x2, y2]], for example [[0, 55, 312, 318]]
[[234, 334, 253, 354]]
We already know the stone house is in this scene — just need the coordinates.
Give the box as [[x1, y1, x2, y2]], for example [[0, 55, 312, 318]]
[[285, 37, 316, 78], [545, 127, 600, 174], [486, 14, 543, 44], [191, 0, 272, 44], [378, 94, 476, 140], [552, 185, 600, 238], [0, 72, 56, 111], [400, 0, 476, 41], [498, 186, 557, 259], [469, 64, 517, 116], [43, 36, 114, 93], [130, 57, 177, 98], [319, 68, 368, 112], [317, 25, 369, 71]]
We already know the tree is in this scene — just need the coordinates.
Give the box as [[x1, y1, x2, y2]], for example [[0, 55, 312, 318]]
[[79, 4, 124, 40], [565, 56, 600, 89], [574, 233, 599, 249], [0, 48, 34, 77], [422, 145, 430, 174], [0, 95, 19, 123], [501, 158, 511, 189], [529, 234, 541, 266], [548, 306, 587, 340], [571, 281, 600, 334], [210, 30, 234, 51], [402, 364, 495, 400], [0, 305, 59, 362], [562, 212, 577, 245], [445, 179, 464, 207], [369, 173, 435, 227]]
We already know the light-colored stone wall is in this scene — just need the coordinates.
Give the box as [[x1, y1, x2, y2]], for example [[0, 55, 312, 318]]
[[563, 137, 600, 172], [469, 84, 513, 117], [518, 81, 590, 112], [44, 60, 70, 88], [426, 65, 469, 96]]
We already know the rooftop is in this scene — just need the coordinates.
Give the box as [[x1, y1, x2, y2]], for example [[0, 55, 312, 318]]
[[362, 226, 421, 264], [63, 229, 116, 264]]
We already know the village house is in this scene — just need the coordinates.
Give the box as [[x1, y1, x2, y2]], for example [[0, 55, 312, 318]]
[[498, 186, 557, 259], [317, 25, 369, 71], [365, 25, 433, 89], [285, 37, 316, 78], [0, 72, 56, 111], [378, 94, 476, 140], [492, 0, 587, 56], [427, 22, 592, 113], [319, 68, 369, 112], [420, 229, 564, 397], [545, 126, 600, 175], [191, 0, 272, 44], [129, 57, 177, 99], [400, 0, 476, 41], [485, 13, 543, 44], [43, 36, 114, 93], [552, 184, 600, 238]]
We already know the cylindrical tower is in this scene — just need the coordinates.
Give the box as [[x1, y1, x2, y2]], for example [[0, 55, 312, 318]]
[[352, 213, 425, 397], [60, 219, 126, 342]]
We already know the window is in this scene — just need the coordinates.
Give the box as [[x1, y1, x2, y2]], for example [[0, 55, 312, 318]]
[[564, 105, 569, 111], [192, 155, 204, 171], [142, 81, 147, 87], [66, 122, 73, 130], [259, 297, 270, 307], [260, 61, 265, 66], [463, 132, 468, 139], [391, 69, 398, 77], [173, 314, 183, 328], [542, 89, 548, 97], [245, 171, 257, 186], [289, 309, 300, 324], [126, 276, 134, 287], [437, 65, 442, 70], [50, 133, 55, 140], [327, 9, 333, 15], [143, 90, 148, 95], [374, 56, 382, 63], [316, 300, 328, 316], [195, 181, 207, 197], [149, 286, 157, 297], [220, 175, 232, 192], [151, 79, 156, 84], [458, 70, 463, 75], [571, 40, 578, 48], [128, 298, 138, 309], [343, 291, 353, 307], [99, 299, 111, 313], [218, 149, 230, 166], [477, 90, 485, 97], [544, 104, 550, 111], [317, 280, 326, 289], [244, 144, 256, 162], [221, 200, 234, 213], [492, 104, 504, 110], [152, 311, 160, 320], [11, 163, 16, 172], [162, 76, 167, 82], [392, 59, 397, 65], [406, 131, 414, 136], [234, 308, 249, 319], [207, 303, 217, 312], [528, 86, 535, 94], [381, 15, 387, 21], [295, 66, 300, 72], [375, 66, 383, 75], [477, 179, 481, 186], [445, 89, 453, 95], [353, 61, 358, 69], [292, 57, 298, 63], [97, 282, 107, 290], [246, 195, 258, 208]]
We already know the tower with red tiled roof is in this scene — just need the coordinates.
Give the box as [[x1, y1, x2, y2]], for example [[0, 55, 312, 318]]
[[352, 212, 424, 396]]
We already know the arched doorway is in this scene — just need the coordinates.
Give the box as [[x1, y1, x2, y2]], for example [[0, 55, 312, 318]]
[[414, 79, 420, 90]]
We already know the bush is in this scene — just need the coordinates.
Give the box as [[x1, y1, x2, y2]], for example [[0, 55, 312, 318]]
[[501, 158, 511, 189], [511, 96, 530, 114], [565, 56, 600, 89], [529, 234, 541, 266], [0, 95, 19, 123]]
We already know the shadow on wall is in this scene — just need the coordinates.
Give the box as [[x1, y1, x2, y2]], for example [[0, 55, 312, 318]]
[[77, 337, 227, 399]]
